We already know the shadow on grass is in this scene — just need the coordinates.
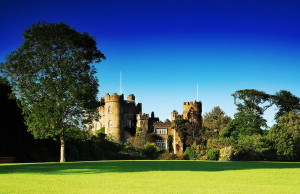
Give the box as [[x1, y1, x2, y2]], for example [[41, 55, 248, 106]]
[[0, 160, 300, 175]]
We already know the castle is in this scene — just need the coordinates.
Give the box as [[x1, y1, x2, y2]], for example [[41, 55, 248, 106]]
[[89, 93, 202, 153]]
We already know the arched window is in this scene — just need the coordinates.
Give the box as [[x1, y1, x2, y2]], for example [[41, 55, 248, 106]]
[[108, 106, 112, 113], [109, 120, 112, 127]]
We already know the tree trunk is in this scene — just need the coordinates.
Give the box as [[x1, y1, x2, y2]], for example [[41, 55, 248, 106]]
[[60, 133, 66, 162]]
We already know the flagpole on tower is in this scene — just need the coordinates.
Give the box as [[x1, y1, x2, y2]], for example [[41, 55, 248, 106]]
[[120, 71, 122, 94], [197, 83, 198, 101]]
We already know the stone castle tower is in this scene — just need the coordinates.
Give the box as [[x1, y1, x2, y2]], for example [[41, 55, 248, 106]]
[[182, 101, 202, 123], [91, 93, 142, 142], [104, 93, 123, 140]]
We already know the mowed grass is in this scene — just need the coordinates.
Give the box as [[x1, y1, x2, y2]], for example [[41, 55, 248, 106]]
[[0, 160, 300, 193]]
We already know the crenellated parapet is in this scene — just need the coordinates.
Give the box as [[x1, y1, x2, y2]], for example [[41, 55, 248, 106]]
[[183, 100, 202, 123], [137, 113, 149, 120], [127, 94, 135, 101], [104, 93, 124, 102], [153, 121, 172, 128], [171, 110, 182, 121]]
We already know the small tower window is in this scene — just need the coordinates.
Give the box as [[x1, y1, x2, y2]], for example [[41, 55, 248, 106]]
[[108, 106, 112, 113], [109, 120, 112, 127], [127, 120, 131, 128]]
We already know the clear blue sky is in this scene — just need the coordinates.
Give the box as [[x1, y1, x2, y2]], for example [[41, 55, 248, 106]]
[[1, 0, 299, 127]]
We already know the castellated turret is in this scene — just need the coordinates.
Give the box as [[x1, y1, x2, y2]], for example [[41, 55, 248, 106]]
[[127, 94, 135, 101], [89, 93, 143, 142], [104, 93, 124, 141], [182, 101, 202, 123]]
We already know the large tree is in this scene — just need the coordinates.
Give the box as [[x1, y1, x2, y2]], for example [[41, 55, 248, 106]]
[[203, 106, 232, 134], [274, 112, 300, 159], [272, 90, 300, 122], [0, 22, 105, 162], [222, 89, 271, 139], [232, 89, 272, 115]]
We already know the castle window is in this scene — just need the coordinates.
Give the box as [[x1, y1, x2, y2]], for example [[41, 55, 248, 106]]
[[155, 140, 167, 150], [127, 120, 131, 128], [108, 106, 112, 113], [109, 120, 112, 127], [155, 128, 167, 135]]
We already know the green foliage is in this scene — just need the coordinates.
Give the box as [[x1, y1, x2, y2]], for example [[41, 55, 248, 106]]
[[95, 127, 105, 138], [184, 147, 197, 160], [173, 118, 188, 140], [272, 90, 300, 121], [0, 21, 105, 162], [142, 142, 161, 159], [184, 142, 203, 160], [136, 127, 143, 136], [219, 147, 233, 161], [278, 112, 300, 140], [232, 89, 272, 115], [167, 135, 173, 153], [132, 127, 147, 148], [185, 121, 202, 147], [203, 106, 232, 134], [146, 133, 161, 143], [267, 124, 295, 161], [234, 135, 273, 161], [267, 112, 300, 160], [173, 118, 188, 149], [205, 149, 219, 160], [222, 109, 265, 139], [280, 112, 300, 159], [225, 89, 270, 140], [206, 137, 235, 150]]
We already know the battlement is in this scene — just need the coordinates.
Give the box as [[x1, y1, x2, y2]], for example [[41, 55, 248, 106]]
[[127, 94, 135, 101], [171, 110, 182, 121], [136, 113, 149, 120], [104, 93, 124, 102], [100, 98, 105, 105], [183, 101, 201, 106], [153, 121, 172, 128]]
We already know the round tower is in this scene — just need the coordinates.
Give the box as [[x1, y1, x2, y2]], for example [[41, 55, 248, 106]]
[[183, 101, 202, 123], [105, 93, 124, 141]]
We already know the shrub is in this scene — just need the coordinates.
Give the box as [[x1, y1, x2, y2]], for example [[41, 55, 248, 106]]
[[206, 149, 219, 160], [267, 124, 296, 161], [219, 146, 233, 161], [131, 136, 144, 149], [146, 133, 161, 143], [233, 134, 273, 161], [167, 135, 173, 153], [95, 127, 105, 138], [142, 142, 161, 159], [184, 147, 197, 160]]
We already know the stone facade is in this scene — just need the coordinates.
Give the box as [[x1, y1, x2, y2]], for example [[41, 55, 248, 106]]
[[153, 121, 183, 154], [183, 101, 202, 124], [89, 93, 202, 154], [90, 93, 142, 142], [153, 101, 202, 153]]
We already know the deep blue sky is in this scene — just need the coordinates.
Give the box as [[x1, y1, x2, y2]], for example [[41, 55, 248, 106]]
[[1, 0, 299, 127]]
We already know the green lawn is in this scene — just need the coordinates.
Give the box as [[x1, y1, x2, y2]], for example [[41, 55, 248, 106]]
[[0, 160, 299, 193]]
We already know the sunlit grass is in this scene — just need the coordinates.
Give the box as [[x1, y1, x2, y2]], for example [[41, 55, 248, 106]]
[[1, 160, 299, 193]]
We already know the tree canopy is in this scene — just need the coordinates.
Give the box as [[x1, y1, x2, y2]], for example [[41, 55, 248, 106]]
[[272, 90, 300, 121], [232, 89, 272, 115], [0, 21, 105, 162], [203, 106, 232, 134]]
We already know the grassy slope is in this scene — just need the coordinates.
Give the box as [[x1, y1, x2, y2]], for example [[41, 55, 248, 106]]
[[0, 161, 299, 193]]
